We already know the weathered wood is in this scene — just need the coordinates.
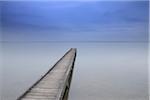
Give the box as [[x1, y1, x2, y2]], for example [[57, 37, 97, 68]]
[[17, 48, 77, 100]]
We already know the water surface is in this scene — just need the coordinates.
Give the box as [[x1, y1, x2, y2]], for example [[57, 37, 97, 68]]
[[1, 42, 148, 100]]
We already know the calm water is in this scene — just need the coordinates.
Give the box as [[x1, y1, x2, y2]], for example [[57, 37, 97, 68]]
[[1, 42, 148, 100]]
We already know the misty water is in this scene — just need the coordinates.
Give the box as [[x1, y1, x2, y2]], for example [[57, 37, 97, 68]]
[[1, 42, 148, 100]]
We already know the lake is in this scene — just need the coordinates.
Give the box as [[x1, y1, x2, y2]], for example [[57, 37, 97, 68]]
[[1, 42, 148, 100]]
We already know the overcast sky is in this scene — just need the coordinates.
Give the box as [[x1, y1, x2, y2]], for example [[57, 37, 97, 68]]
[[1, 1, 149, 42]]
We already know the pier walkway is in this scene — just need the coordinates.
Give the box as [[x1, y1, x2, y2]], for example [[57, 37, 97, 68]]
[[17, 48, 77, 100]]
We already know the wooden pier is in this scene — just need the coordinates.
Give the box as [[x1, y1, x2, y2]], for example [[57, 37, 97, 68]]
[[17, 48, 77, 100]]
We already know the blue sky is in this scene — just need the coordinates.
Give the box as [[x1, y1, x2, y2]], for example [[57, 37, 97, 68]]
[[1, 1, 149, 41]]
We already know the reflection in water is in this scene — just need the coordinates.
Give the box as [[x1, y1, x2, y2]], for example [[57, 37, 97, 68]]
[[1, 42, 148, 100]]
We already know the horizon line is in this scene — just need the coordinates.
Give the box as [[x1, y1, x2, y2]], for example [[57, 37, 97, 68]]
[[0, 40, 149, 43]]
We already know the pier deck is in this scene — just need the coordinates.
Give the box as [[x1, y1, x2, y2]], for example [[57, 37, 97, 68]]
[[17, 48, 77, 100]]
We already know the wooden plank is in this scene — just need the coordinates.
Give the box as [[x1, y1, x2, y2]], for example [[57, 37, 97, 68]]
[[17, 48, 77, 100]]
